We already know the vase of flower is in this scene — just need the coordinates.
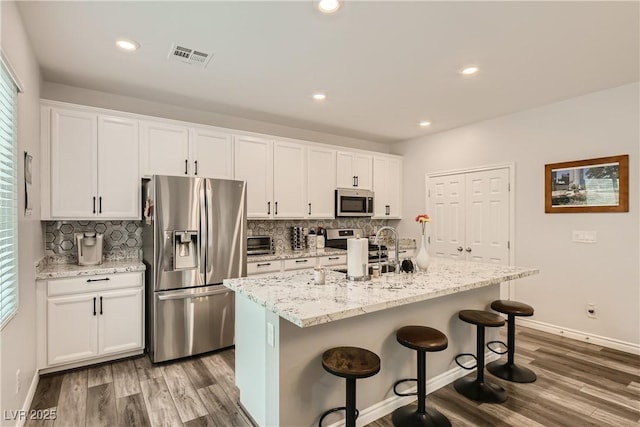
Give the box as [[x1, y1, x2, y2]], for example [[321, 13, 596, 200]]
[[415, 214, 431, 271]]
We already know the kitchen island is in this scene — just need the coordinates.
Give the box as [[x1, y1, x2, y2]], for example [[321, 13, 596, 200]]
[[223, 258, 538, 427]]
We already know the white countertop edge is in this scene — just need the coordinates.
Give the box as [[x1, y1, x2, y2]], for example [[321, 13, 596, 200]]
[[36, 261, 146, 280], [224, 267, 539, 328]]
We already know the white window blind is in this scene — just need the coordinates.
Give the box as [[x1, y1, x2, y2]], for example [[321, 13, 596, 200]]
[[0, 60, 18, 329]]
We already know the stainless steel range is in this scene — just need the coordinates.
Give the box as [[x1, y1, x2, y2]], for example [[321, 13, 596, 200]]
[[324, 228, 388, 263], [142, 176, 247, 363]]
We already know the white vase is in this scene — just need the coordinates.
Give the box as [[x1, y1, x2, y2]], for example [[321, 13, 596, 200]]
[[415, 234, 430, 271]]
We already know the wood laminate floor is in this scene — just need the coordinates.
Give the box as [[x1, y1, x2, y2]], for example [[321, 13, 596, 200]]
[[27, 327, 639, 426]]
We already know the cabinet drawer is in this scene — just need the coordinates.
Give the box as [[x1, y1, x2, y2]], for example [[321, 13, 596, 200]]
[[283, 257, 315, 271], [247, 261, 281, 275], [320, 254, 347, 266], [48, 272, 143, 296]]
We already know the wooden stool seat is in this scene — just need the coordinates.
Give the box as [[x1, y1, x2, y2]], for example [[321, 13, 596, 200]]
[[458, 309, 505, 327], [319, 347, 381, 427], [392, 326, 451, 427], [487, 300, 537, 383], [322, 346, 380, 379], [491, 300, 534, 317], [396, 326, 448, 352]]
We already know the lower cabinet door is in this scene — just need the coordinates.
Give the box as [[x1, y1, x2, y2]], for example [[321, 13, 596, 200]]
[[47, 293, 99, 365], [98, 288, 144, 355]]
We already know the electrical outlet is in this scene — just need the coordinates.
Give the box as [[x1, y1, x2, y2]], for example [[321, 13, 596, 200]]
[[573, 230, 597, 243], [587, 303, 597, 319], [15, 369, 21, 394]]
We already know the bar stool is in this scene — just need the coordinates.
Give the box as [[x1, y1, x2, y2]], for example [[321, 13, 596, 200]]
[[319, 346, 380, 427], [392, 326, 451, 427], [487, 300, 537, 383], [454, 310, 507, 403]]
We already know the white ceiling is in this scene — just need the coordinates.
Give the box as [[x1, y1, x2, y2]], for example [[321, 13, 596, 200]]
[[16, 1, 639, 143]]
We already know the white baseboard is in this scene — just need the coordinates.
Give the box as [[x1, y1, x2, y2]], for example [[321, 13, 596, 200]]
[[15, 371, 40, 427], [518, 318, 640, 355], [327, 352, 500, 427]]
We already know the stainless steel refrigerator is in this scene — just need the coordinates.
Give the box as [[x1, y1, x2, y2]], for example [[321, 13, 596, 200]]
[[142, 175, 246, 363]]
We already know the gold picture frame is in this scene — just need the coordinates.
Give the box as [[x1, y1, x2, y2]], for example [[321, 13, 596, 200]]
[[545, 155, 629, 213]]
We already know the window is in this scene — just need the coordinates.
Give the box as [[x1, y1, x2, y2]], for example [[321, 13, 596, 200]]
[[0, 60, 18, 328]]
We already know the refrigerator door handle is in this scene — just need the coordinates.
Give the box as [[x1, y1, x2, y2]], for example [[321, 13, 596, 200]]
[[157, 288, 230, 301], [200, 179, 208, 282]]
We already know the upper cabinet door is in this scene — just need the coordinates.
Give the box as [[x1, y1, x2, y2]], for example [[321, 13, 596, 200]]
[[373, 156, 402, 219], [234, 136, 273, 219], [189, 128, 233, 179], [273, 141, 306, 219], [140, 121, 190, 177], [97, 116, 140, 219], [336, 151, 373, 190], [307, 146, 336, 219], [372, 156, 388, 218], [50, 108, 98, 218], [386, 157, 402, 218]]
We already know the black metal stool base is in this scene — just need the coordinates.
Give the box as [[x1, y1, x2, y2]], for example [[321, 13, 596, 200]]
[[487, 360, 537, 383], [453, 376, 507, 403], [392, 404, 451, 427]]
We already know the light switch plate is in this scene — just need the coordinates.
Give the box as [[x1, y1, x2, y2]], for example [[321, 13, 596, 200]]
[[572, 230, 597, 243]]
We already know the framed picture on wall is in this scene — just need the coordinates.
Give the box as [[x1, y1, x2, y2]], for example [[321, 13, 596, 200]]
[[545, 154, 629, 213]]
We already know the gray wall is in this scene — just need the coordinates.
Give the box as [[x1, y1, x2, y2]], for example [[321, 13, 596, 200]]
[[392, 83, 640, 347], [1, 0, 43, 417]]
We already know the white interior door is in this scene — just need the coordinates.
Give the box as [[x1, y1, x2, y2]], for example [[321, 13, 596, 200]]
[[429, 167, 510, 265], [430, 174, 466, 259]]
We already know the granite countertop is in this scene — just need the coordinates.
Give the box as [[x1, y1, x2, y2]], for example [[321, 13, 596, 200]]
[[36, 260, 146, 280], [223, 257, 539, 328], [247, 248, 346, 263]]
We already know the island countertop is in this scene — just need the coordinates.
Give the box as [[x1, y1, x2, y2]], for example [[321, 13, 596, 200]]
[[223, 257, 539, 328]]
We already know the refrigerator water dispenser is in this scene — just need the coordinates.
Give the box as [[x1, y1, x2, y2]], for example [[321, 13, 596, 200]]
[[173, 230, 198, 270]]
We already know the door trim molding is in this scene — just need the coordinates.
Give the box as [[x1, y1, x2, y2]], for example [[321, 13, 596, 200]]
[[425, 162, 516, 299]]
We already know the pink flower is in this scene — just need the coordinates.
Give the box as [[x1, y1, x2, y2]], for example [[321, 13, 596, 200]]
[[415, 214, 430, 234]]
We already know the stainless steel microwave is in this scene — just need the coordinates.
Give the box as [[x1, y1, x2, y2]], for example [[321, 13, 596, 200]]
[[335, 188, 374, 217], [247, 236, 274, 255]]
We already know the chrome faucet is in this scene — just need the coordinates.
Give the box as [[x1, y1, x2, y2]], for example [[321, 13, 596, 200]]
[[374, 226, 400, 274]]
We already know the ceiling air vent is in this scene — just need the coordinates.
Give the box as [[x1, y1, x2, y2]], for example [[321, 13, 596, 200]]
[[168, 43, 213, 68]]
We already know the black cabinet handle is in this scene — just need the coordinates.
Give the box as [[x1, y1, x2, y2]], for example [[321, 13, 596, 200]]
[[267, 202, 271, 215], [99, 197, 102, 214], [295, 259, 308, 263], [93, 197, 96, 214], [353, 176, 356, 187], [328, 257, 339, 260], [93, 297, 96, 316], [308, 203, 311, 215], [86, 278, 110, 283], [386, 205, 390, 216], [185, 159, 188, 175], [194, 160, 198, 175], [275, 202, 278, 215], [100, 296, 103, 315], [355, 176, 359, 187], [257, 263, 271, 267]]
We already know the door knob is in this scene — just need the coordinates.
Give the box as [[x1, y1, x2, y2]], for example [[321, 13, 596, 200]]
[[457, 246, 463, 252], [465, 247, 472, 253]]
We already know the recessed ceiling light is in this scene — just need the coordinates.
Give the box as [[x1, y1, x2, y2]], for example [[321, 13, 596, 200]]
[[460, 66, 479, 75], [116, 39, 140, 51], [419, 121, 431, 127], [318, 0, 341, 14], [312, 93, 327, 101]]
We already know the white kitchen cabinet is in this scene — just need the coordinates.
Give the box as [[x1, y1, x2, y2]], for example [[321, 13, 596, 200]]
[[47, 107, 139, 219], [320, 254, 347, 267], [234, 135, 273, 218], [140, 120, 190, 176], [247, 260, 282, 276], [373, 155, 402, 219], [189, 127, 234, 179], [336, 151, 373, 190], [282, 257, 315, 271], [307, 146, 336, 218], [39, 272, 144, 371], [273, 141, 307, 218]]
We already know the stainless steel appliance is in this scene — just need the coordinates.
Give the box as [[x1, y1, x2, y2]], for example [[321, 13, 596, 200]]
[[142, 176, 247, 363], [335, 188, 374, 217], [76, 232, 104, 266], [247, 236, 274, 255], [325, 228, 388, 262]]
